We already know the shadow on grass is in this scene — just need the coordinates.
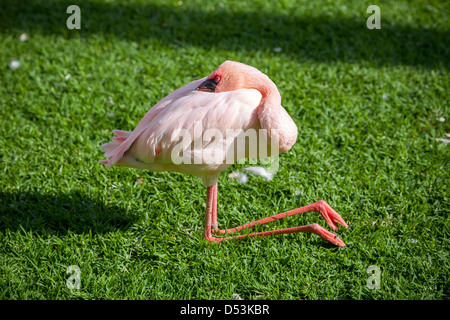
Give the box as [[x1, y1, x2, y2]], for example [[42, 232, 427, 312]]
[[1, 0, 449, 69], [0, 190, 139, 235]]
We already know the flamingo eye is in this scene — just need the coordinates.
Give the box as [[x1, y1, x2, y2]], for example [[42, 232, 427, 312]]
[[213, 75, 221, 83]]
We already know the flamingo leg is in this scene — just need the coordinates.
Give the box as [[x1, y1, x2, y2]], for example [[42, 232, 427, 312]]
[[210, 183, 218, 231], [203, 184, 348, 247]]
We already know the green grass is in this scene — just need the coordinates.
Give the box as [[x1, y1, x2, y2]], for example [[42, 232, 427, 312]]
[[1, 0, 449, 299]]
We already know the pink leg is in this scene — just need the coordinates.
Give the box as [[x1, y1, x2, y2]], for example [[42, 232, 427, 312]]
[[203, 185, 348, 247], [204, 184, 218, 240], [210, 183, 218, 232]]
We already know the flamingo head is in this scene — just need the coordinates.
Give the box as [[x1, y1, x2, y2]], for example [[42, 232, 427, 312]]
[[196, 60, 273, 94]]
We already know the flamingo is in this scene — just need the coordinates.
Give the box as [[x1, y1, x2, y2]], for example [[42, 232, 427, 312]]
[[100, 61, 348, 246]]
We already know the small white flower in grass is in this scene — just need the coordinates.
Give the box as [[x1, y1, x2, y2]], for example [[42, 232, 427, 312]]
[[382, 93, 388, 100], [20, 33, 28, 41], [65, 73, 71, 80], [293, 190, 301, 196], [434, 138, 450, 144], [10, 59, 20, 70], [235, 172, 248, 184], [244, 166, 274, 181], [232, 293, 243, 300], [407, 238, 417, 244], [437, 117, 445, 122], [273, 47, 282, 53], [228, 171, 248, 184]]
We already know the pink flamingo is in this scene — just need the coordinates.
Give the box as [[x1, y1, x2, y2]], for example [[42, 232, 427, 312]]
[[100, 61, 348, 246]]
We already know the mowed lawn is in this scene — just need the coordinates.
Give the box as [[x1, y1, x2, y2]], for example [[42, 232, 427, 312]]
[[0, 0, 449, 299]]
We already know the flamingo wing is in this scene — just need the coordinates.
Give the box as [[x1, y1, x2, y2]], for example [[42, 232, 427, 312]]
[[100, 78, 205, 167]]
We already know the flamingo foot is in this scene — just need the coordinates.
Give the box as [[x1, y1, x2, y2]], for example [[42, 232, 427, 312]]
[[206, 223, 346, 247], [204, 184, 348, 247]]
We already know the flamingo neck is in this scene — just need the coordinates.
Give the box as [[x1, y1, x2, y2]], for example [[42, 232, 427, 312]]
[[255, 76, 298, 154], [255, 76, 281, 109]]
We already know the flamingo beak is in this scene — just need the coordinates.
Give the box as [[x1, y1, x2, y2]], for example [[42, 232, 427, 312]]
[[196, 79, 217, 92]]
